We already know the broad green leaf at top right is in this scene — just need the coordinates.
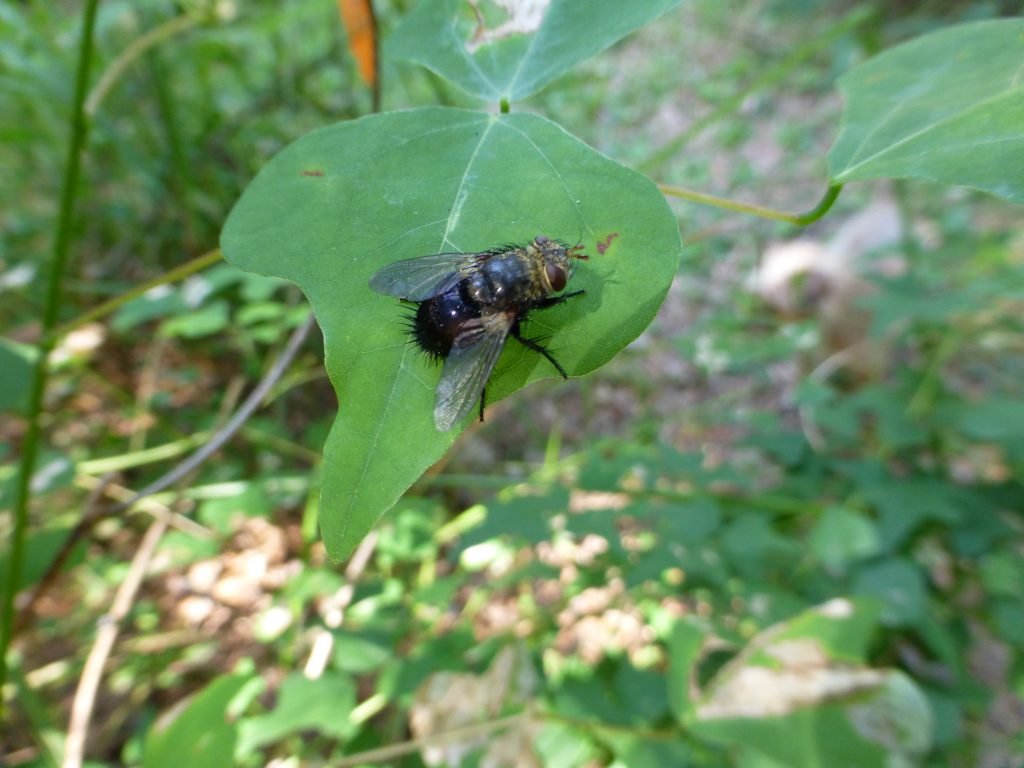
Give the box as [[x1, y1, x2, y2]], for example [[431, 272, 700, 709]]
[[829, 18, 1024, 204]]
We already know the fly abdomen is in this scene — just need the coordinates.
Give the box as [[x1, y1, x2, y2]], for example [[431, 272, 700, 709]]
[[412, 288, 480, 360]]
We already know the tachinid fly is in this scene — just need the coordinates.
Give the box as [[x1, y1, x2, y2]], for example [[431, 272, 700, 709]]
[[369, 235, 588, 431]]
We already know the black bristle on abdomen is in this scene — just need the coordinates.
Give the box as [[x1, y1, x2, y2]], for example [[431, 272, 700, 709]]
[[409, 298, 458, 362]]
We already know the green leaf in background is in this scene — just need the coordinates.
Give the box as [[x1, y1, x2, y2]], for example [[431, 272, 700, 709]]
[[604, 732, 694, 767], [720, 513, 802, 578], [332, 632, 393, 673], [860, 479, 965, 550], [454, 487, 568, 552], [667, 617, 707, 722], [388, 0, 681, 102], [535, 722, 600, 767], [852, 559, 927, 627], [752, 598, 882, 665], [158, 300, 231, 339], [979, 550, 1024, 598], [992, 598, 1024, 645], [143, 673, 251, 768], [658, 498, 721, 545], [237, 672, 357, 750], [552, 671, 646, 728], [221, 107, 681, 560], [690, 601, 932, 767], [951, 397, 1024, 444], [809, 505, 881, 574], [829, 18, 1024, 204]]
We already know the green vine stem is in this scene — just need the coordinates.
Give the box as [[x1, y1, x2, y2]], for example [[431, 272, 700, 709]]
[[1, 0, 101, 707], [49, 248, 223, 342], [659, 182, 842, 226], [84, 10, 205, 118]]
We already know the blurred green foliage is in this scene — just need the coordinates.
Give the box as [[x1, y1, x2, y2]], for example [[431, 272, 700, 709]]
[[2, 1, 1023, 767]]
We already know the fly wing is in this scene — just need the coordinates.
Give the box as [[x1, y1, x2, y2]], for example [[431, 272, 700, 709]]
[[434, 313, 514, 431], [369, 252, 480, 300]]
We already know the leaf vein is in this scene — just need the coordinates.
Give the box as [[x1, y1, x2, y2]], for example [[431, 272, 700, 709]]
[[501, 121, 595, 237], [838, 85, 1023, 179]]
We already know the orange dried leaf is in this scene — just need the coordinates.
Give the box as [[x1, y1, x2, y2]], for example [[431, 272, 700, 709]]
[[337, 0, 378, 88]]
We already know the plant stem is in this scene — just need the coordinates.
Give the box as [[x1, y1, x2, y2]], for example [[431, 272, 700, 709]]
[[76, 432, 213, 475], [63, 514, 172, 768], [49, 248, 223, 342], [104, 312, 317, 516], [84, 10, 203, 118], [907, 328, 963, 418], [659, 182, 842, 226], [1, 0, 101, 711]]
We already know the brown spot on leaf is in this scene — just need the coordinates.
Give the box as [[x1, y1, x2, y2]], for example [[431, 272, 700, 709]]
[[300, 169, 325, 177], [596, 232, 620, 255]]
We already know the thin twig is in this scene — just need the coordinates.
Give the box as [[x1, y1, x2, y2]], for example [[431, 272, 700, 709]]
[[130, 335, 168, 453], [797, 340, 871, 452], [108, 311, 317, 515], [62, 513, 173, 768], [334, 712, 529, 767], [304, 531, 380, 677], [72, 475, 214, 539], [49, 249, 223, 344], [84, 11, 204, 118]]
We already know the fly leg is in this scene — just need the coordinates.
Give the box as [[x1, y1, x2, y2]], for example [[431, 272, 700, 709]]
[[511, 327, 568, 379], [530, 289, 585, 311], [479, 385, 486, 422], [510, 289, 585, 378]]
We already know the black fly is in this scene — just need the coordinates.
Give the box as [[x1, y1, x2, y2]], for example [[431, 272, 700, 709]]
[[369, 235, 588, 431]]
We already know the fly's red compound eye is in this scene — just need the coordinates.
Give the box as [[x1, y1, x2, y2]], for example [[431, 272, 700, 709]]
[[546, 263, 567, 292]]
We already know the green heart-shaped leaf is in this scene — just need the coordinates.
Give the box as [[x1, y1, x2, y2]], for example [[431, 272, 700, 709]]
[[388, 0, 682, 102], [829, 18, 1024, 204], [221, 107, 681, 560]]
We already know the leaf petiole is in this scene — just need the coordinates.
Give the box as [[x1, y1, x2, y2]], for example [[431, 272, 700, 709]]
[[658, 182, 842, 226]]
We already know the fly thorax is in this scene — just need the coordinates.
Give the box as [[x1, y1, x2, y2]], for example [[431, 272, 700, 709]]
[[471, 255, 533, 308]]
